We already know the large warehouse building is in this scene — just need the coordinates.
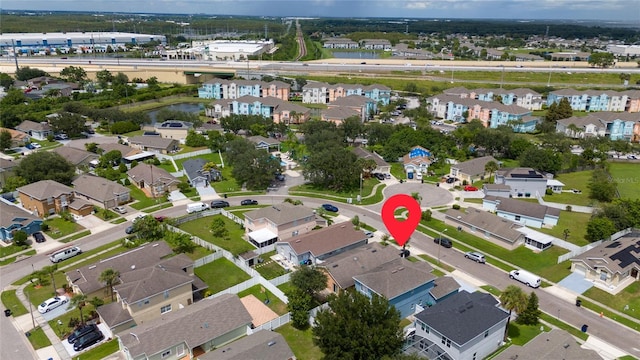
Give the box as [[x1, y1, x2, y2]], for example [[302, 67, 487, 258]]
[[0, 32, 166, 53]]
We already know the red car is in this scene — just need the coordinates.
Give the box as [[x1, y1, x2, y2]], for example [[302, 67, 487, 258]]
[[464, 185, 479, 191]]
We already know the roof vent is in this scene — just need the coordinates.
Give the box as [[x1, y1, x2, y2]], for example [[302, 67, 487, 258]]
[[152, 243, 159, 247], [332, 264, 338, 268], [398, 267, 405, 271], [131, 265, 136, 270], [268, 341, 277, 347], [88, 265, 96, 270], [204, 322, 209, 328], [371, 249, 377, 253], [295, 239, 301, 243], [353, 257, 358, 261]]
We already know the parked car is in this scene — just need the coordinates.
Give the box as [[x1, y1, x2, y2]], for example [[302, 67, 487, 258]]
[[73, 329, 104, 351], [321, 204, 339, 212], [434, 237, 453, 248], [210, 200, 230, 208], [154, 215, 167, 222], [372, 173, 385, 181], [67, 324, 98, 344], [38, 295, 68, 313], [464, 185, 479, 191], [113, 206, 127, 214], [275, 173, 286, 181], [464, 251, 486, 263], [49, 247, 82, 263], [509, 269, 541, 288], [240, 199, 258, 206], [33, 231, 46, 243], [446, 177, 458, 184], [133, 214, 147, 223], [125, 226, 135, 234], [363, 230, 374, 238], [54, 134, 68, 140]]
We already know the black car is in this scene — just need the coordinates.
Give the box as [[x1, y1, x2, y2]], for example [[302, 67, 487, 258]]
[[125, 226, 135, 234], [33, 231, 46, 243], [210, 200, 230, 208], [67, 324, 98, 344], [434, 237, 453, 248], [275, 173, 285, 181], [372, 173, 385, 181], [445, 177, 459, 184], [321, 204, 339, 212], [73, 329, 104, 351], [240, 199, 258, 206]]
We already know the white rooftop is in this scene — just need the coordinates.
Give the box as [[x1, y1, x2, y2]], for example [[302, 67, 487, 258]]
[[516, 227, 557, 245], [546, 179, 565, 187], [247, 228, 278, 244]]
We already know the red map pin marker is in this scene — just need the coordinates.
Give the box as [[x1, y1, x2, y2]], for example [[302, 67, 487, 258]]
[[381, 194, 422, 247]]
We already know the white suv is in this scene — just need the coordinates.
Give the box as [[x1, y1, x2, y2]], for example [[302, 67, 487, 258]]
[[464, 251, 486, 263]]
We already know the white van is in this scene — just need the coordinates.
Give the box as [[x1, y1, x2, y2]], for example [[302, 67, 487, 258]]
[[50, 246, 82, 263], [186, 202, 209, 214], [509, 269, 541, 288]]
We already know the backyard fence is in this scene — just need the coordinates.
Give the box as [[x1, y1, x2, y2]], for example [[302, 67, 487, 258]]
[[556, 227, 633, 263], [250, 314, 291, 332], [171, 149, 212, 160]]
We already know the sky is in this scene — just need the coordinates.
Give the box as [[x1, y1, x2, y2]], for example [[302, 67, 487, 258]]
[[2, 0, 640, 22]]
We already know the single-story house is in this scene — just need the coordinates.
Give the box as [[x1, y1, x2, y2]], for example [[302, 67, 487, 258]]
[[117, 293, 253, 360], [244, 202, 317, 250], [17, 180, 94, 218], [354, 258, 436, 318], [152, 120, 193, 142], [449, 156, 497, 184], [570, 236, 640, 292], [52, 146, 99, 168], [352, 147, 390, 174], [72, 174, 130, 209], [15, 120, 53, 140], [0, 128, 30, 147], [493, 329, 601, 360], [182, 158, 221, 188], [127, 164, 180, 198], [402, 146, 433, 179], [483, 196, 560, 229], [0, 199, 43, 243], [198, 330, 296, 360], [412, 290, 509, 360], [247, 135, 281, 152], [275, 223, 369, 266], [445, 208, 525, 249], [128, 135, 180, 154], [0, 158, 20, 190]]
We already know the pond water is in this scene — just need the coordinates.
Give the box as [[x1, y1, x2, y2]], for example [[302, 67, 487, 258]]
[[147, 103, 204, 124], [331, 51, 381, 59]]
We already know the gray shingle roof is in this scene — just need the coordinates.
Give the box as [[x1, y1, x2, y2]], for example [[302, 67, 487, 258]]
[[445, 208, 524, 244], [453, 156, 497, 177], [0, 200, 40, 229], [353, 258, 435, 299], [115, 262, 193, 304], [96, 301, 134, 329], [16, 120, 52, 132], [352, 148, 389, 168], [493, 329, 602, 360], [128, 136, 179, 150], [320, 242, 399, 289], [571, 236, 640, 276], [127, 164, 179, 187], [17, 180, 73, 200], [182, 158, 220, 183], [52, 146, 98, 166], [415, 290, 509, 346], [199, 330, 294, 360], [322, 107, 360, 120], [118, 294, 252, 359], [430, 276, 461, 300], [244, 203, 315, 226], [329, 95, 374, 107], [486, 196, 561, 220], [72, 174, 129, 203], [279, 223, 368, 259]]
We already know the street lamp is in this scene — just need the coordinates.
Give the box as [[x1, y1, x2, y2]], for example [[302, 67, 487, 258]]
[[437, 228, 448, 264]]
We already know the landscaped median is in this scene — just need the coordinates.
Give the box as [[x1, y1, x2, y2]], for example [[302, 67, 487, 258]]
[[288, 178, 385, 205]]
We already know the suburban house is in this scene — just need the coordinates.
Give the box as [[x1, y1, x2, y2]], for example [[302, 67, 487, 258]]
[[483, 196, 560, 229], [326, 95, 377, 122], [117, 293, 253, 360], [151, 121, 193, 142], [0, 200, 43, 243], [449, 156, 498, 184], [17, 180, 94, 218], [41, 83, 75, 97], [206, 96, 310, 124], [320, 107, 361, 124], [445, 208, 525, 249], [494, 167, 564, 197], [98, 143, 147, 159], [547, 88, 640, 113], [570, 235, 640, 292], [494, 329, 601, 360], [128, 136, 180, 154], [275, 223, 369, 266], [429, 277, 462, 304], [127, 164, 180, 198], [198, 330, 295, 360], [182, 158, 221, 188], [15, 120, 53, 140], [352, 147, 390, 174], [402, 146, 433, 179], [0, 128, 30, 147], [248, 135, 281, 152], [0, 158, 19, 190], [244, 203, 317, 250], [72, 174, 131, 209], [555, 112, 638, 142], [52, 146, 99, 168], [302, 82, 391, 105], [198, 78, 290, 101], [354, 258, 436, 318], [411, 290, 510, 360], [320, 242, 399, 294], [482, 184, 511, 198], [322, 38, 359, 49]]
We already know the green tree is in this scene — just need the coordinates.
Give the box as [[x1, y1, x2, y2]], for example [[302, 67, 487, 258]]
[[210, 217, 229, 239], [99, 268, 120, 302], [41, 264, 59, 296], [313, 291, 404, 360], [146, 76, 160, 91], [340, 116, 364, 143], [290, 266, 327, 300], [0, 72, 14, 89], [12, 230, 29, 247], [586, 217, 616, 242], [0, 129, 12, 151], [484, 160, 499, 181], [588, 169, 617, 202], [132, 215, 164, 241], [421, 209, 432, 221], [84, 142, 99, 153], [60, 66, 87, 83], [96, 69, 113, 88], [411, 192, 422, 205], [499, 285, 527, 340], [185, 130, 208, 147], [15, 67, 48, 81], [68, 293, 88, 325], [287, 288, 312, 329], [588, 52, 615, 68], [1, 88, 27, 106], [516, 292, 541, 326], [519, 147, 562, 174], [304, 148, 361, 191], [15, 152, 75, 185], [48, 112, 87, 138], [546, 98, 573, 123], [2, 176, 27, 192], [165, 231, 196, 254]]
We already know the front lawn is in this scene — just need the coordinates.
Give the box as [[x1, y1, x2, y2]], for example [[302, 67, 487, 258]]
[[535, 211, 592, 247], [507, 322, 549, 346], [178, 215, 256, 256], [128, 185, 169, 210], [43, 217, 85, 239], [26, 273, 69, 308], [582, 282, 640, 322], [72, 339, 119, 360], [0, 244, 29, 258], [609, 162, 640, 200], [212, 165, 241, 194], [276, 323, 323, 360], [289, 177, 379, 201], [26, 326, 51, 350], [237, 285, 288, 315], [194, 258, 251, 294], [1, 289, 28, 316], [93, 208, 118, 221], [48, 302, 101, 340]]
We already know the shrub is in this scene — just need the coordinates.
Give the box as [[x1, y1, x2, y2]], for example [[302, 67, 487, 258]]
[[452, 204, 461, 210], [110, 121, 140, 134], [566, 205, 572, 212], [421, 209, 432, 221], [123, 178, 131, 186], [545, 188, 553, 196]]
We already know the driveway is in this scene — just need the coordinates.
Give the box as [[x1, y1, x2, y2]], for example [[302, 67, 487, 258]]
[[168, 190, 187, 201], [75, 215, 105, 232], [60, 322, 110, 357], [40, 299, 74, 322], [557, 272, 594, 294], [367, 182, 453, 213]]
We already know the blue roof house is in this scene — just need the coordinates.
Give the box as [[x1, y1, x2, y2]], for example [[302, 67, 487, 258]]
[[0, 200, 43, 243]]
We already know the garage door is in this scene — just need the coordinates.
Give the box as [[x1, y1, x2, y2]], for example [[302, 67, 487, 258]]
[[574, 264, 587, 276]]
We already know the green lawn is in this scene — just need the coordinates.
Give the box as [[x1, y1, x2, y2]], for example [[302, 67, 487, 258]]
[[277, 282, 296, 296], [390, 162, 405, 180], [255, 260, 288, 280], [43, 217, 85, 239], [178, 215, 255, 256], [212, 165, 241, 194], [237, 285, 288, 315], [289, 177, 379, 201], [93, 208, 118, 221], [582, 282, 640, 322], [609, 162, 640, 200], [1, 289, 28, 316], [0, 244, 29, 258], [0, 250, 37, 266], [182, 245, 214, 261], [555, 170, 593, 193], [535, 211, 592, 247], [194, 258, 251, 294], [26, 326, 51, 350], [276, 323, 323, 360], [541, 191, 593, 206], [128, 185, 169, 210], [60, 230, 92, 243], [539, 313, 588, 341], [25, 272, 69, 308], [72, 339, 119, 360], [48, 302, 101, 339], [507, 322, 549, 346]]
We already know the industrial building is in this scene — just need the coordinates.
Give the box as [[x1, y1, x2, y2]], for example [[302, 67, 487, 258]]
[[0, 32, 166, 54]]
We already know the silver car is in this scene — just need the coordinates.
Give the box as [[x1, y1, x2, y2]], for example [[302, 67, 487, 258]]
[[464, 251, 486, 263]]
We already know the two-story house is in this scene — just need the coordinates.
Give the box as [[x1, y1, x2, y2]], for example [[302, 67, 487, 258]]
[[494, 167, 550, 198], [199, 330, 296, 360], [127, 164, 180, 198], [244, 203, 317, 252], [0, 200, 43, 243], [0, 158, 19, 190], [403, 146, 433, 179], [17, 180, 94, 218], [411, 290, 509, 360], [449, 156, 497, 184]]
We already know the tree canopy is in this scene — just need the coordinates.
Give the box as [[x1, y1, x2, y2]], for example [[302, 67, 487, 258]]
[[15, 152, 75, 185], [588, 52, 615, 68], [290, 266, 327, 299]]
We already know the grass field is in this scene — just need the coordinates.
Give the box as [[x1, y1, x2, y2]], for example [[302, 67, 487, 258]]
[[276, 324, 323, 360], [554, 170, 593, 193], [128, 185, 170, 210], [70, 339, 119, 360], [26, 326, 51, 350], [609, 162, 640, 200], [536, 211, 592, 247], [194, 257, 251, 294], [582, 282, 640, 322], [178, 215, 255, 255], [44, 217, 85, 239], [237, 285, 288, 315], [507, 322, 550, 346]]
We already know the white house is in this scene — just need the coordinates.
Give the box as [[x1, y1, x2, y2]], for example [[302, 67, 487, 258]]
[[483, 196, 560, 229]]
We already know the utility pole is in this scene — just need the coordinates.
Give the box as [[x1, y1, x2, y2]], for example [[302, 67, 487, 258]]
[[25, 289, 36, 329], [11, 39, 19, 72]]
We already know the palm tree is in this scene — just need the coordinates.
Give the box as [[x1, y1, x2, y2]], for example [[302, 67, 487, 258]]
[[68, 293, 88, 325], [41, 264, 58, 296], [484, 160, 499, 182], [563, 229, 570, 241], [99, 268, 120, 302], [499, 285, 528, 341], [410, 192, 422, 205]]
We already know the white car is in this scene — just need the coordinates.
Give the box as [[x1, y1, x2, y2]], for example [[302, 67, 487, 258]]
[[38, 295, 68, 313], [114, 206, 127, 214]]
